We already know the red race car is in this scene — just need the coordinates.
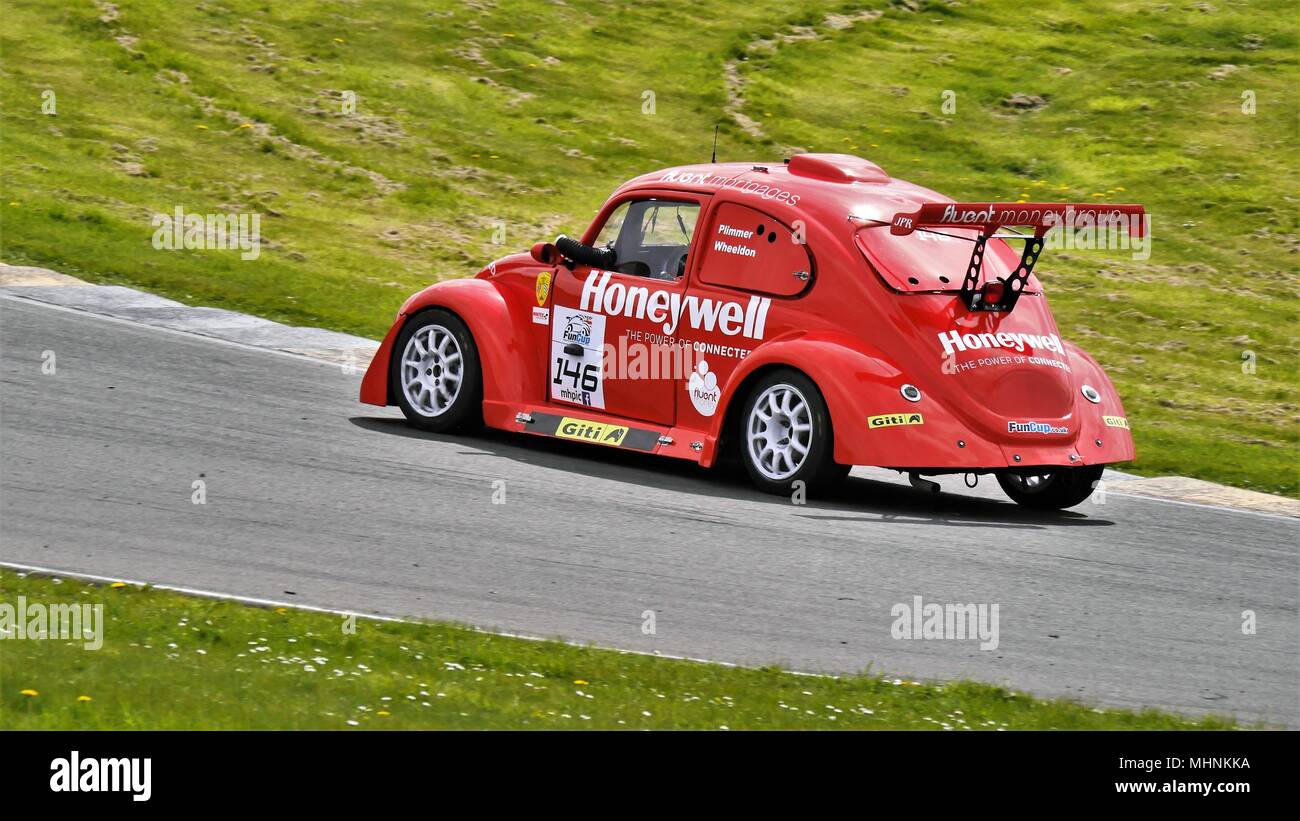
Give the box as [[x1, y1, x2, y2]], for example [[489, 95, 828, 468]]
[[361, 154, 1144, 509]]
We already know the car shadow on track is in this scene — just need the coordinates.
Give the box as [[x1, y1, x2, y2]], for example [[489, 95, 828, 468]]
[[349, 416, 1115, 530]]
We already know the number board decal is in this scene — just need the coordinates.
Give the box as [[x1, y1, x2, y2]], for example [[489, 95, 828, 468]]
[[550, 306, 607, 409]]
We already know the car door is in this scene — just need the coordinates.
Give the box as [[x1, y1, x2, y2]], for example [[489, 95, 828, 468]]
[[547, 194, 705, 426], [673, 199, 812, 429]]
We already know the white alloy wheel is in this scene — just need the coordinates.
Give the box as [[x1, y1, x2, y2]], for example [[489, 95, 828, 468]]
[[399, 323, 463, 417], [746, 383, 813, 481]]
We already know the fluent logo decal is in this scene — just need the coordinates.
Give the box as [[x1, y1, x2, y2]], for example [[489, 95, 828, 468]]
[[556, 418, 628, 447], [868, 412, 924, 429], [1007, 421, 1069, 435], [580, 271, 771, 340]]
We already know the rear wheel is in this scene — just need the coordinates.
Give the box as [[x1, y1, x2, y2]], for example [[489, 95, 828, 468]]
[[739, 369, 848, 495], [996, 465, 1104, 510], [391, 309, 482, 432]]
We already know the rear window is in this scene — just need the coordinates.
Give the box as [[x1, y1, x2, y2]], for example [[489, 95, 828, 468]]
[[854, 226, 1040, 293]]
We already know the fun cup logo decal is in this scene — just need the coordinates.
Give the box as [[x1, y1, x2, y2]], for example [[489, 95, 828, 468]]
[[580, 271, 770, 340], [1007, 421, 1069, 435], [687, 360, 720, 417]]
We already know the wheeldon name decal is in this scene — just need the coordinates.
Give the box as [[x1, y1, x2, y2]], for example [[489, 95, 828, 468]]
[[580, 271, 771, 340]]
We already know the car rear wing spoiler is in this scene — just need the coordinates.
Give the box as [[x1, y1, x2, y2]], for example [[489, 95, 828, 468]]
[[887, 202, 1147, 312]]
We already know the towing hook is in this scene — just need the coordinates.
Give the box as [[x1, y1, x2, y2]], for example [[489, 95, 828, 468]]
[[908, 473, 941, 494]]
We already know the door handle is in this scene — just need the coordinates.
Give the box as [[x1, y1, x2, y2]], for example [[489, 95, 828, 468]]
[[563, 342, 584, 357]]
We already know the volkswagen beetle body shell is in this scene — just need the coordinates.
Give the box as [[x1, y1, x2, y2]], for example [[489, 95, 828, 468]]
[[361, 154, 1135, 474]]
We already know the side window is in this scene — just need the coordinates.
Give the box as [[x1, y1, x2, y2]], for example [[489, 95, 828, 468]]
[[593, 199, 699, 280], [697, 202, 812, 297]]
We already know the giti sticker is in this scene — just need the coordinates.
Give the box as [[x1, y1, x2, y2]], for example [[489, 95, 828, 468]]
[[536, 271, 552, 306], [868, 412, 924, 429], [556, 417, 628, 447], [1103, 415, 1129, 429]]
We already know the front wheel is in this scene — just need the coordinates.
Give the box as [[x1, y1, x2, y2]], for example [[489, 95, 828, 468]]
[[391, 308, 483, 432], [996, 465, 1104, 510], [738, 369, 848, 495]]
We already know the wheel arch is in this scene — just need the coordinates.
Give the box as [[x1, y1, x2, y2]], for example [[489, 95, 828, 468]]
[[361, 278, 528, 408]]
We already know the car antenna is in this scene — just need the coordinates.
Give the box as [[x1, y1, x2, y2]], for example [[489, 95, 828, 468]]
[[711, 123, 719, 163]]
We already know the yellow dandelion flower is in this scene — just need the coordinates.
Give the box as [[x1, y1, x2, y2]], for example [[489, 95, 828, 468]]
[[1091, 192, 1104, 197], [110, 582, 126, 589], [275, 607, 288, 614], [196, 125, 208, 130], [78, 695, 93, 702], [9, 202, 19, 207], [489, 154, 499, 159], [1115, 186, 1126, 191], [870, 143, 879, 148], [20, 689, 38, 697], [377, 710, 390, 716], [239, 123, 253, 129], [503, 33, 516, 38], [333, 37, 345, 43], [574, 680, 589, 685]]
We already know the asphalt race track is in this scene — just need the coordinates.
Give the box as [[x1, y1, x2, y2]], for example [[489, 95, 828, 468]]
[[2, 295, 1296, 726]]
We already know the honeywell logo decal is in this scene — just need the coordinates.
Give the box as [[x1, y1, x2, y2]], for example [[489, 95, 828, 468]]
[[581, 271, 771, 340], [938, 329, 1064, 357]]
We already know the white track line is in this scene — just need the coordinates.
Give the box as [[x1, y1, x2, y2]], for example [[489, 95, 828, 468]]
[[1, 292, 364, 371], [0, 560, 830, 679], [3, 291, 1293, 523]]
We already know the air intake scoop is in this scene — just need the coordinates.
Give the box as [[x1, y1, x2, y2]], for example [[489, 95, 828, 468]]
[[787, 153, 890, 184]]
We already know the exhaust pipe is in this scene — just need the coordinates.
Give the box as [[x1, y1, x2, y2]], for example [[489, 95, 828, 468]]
[[908, 473, 940, 494]]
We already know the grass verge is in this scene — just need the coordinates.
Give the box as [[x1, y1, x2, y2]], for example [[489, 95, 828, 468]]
[[0, 570, 1238, 730]]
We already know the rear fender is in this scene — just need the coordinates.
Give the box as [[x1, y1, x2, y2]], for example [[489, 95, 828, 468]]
[[709, 331, 1010, 469], [1062, 342, 1135, 464]]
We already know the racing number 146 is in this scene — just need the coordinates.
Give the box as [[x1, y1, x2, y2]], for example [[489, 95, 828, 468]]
[[553, 356, 599, 392]]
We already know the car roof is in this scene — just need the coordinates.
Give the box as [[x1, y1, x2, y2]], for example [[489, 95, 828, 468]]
[[611, 153, 952, 227]]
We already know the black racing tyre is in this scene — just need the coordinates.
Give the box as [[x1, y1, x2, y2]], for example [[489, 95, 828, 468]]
[[390, 308, 483, 432], [738, 368, 849, 495], [996, 465, 1105, 510]]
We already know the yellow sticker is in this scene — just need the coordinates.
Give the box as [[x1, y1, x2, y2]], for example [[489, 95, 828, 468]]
[[536, 271, 552, 306], [868, 412, 924, 429], [556, 417, 627, 446], [1103, 415, 1129, 429]]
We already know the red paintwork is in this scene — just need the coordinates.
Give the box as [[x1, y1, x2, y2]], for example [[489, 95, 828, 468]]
[[362, 154, 1139, 474]]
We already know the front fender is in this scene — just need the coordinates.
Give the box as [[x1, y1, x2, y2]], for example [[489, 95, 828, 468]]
[[360, 278, 530, 407]]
